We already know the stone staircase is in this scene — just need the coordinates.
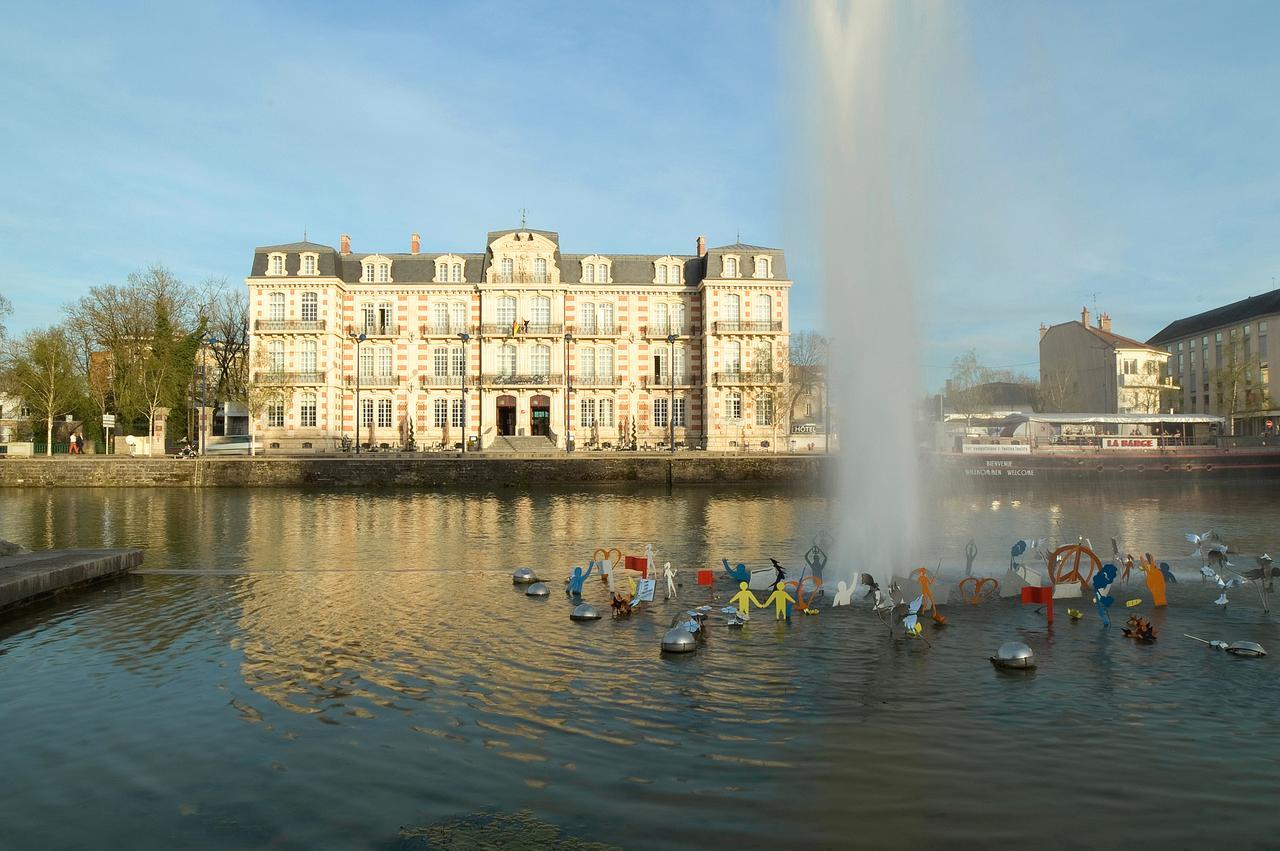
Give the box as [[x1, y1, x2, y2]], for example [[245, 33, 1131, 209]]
[[485, 435, 558, 453]]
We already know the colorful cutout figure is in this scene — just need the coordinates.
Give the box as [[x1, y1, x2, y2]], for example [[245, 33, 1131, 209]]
[[958, 576, 999, 605], [566, 561, 597, 595], [1092, 563, 1118, 627], [729, 581, 761, 618], [832, 580, 857, 607], [910, 567, 946, 625], [634, 578, 656, 604], [764, 583, 796, 620], [1140, 553, 1167, 607], [804, 542, 828, 584], [722, 559, 750, 584], [664, 562, 677, 599], [901, 595, 925, 638]]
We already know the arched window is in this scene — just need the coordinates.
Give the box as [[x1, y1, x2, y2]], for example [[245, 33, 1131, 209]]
[[723, 293, 741, 323], [724, 257, 738, 278], [267, 340, 284, 372], [756, 395, 774, 425], [753, 294, 772, 324], [268, 292, 285, 321], [583, 263, 594, 283], [433, 346, 449, 378], [673, 345, 686, 380], [376, 347, 392, 376], [597, 303, 614, 333], [267, 398, 285, 427], [497, 297, 517, 326], [531, 296, 551, 326], [437, 262, 449, 282], [597, 346, 614, 380], [449, 302, 467, 331], [579, 348, 596, 381], [499, 344, 517, 376], [755, 257, 769, 278], [302, 254, 317, 276], [671, 303, 685, 334], [377, 301, 394, 332], [500, 258, 514, 281], [754, 342, 772, 373], [451, 263, 462, 282], [300, 340, 317, 373], [534, 258, 547, 282], [599, 397, 615, 428], [595, 263, 607, 284], [669, 264, 681, 284], [300, 292, 318, 322], [652, 303, 668, 334], [300, 392, 317, 427], [723, 341, 741, 373], [269, 254, 285, 276], [377, 263, 390, 283], [364, 262, 375, 281], [359, 345, 373, 376], [580, 397, 597, 428], [433, 303, 449, 332], [532, 344, 550, 376], [657, 265, 668, 284], [578, 302, 596, 333]]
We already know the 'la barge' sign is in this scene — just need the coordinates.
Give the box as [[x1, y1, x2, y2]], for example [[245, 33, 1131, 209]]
[[1102, 437, 1159, 449]]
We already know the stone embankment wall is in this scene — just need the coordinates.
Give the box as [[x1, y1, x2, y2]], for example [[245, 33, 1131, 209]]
[[0, 455, 832, 488]]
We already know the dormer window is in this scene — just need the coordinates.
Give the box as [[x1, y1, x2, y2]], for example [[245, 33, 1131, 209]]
[[451, 263, 462, 282], [435, 255, 466, 283], [653, 257, 683, 285], [300, 252, 318, 276], [377, 263, 389, 283], [364, 262, 375, 281], [723, 256, 739, 278], [267, 252, 286, 276], [360, 255, 393, 284], [753, 256, 771, 279], [581, 255, 611, 284]]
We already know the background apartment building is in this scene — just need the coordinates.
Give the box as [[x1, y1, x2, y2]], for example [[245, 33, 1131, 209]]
[[245, 228, 791, 452], [1148, 289, 1278, 434], [1039, 308, 1174, 414]]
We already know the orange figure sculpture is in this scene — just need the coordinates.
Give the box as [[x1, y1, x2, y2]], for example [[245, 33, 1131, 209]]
[[910, 567, 946, 625], [1140, 552, 1167, 607], [785, 577, 824, 613]]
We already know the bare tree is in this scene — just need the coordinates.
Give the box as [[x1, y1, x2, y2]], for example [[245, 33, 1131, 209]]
[[244, 347, 294, 457], [0, 292, 11, 344], [1215, 335, 1271, 435], [1037, 368, 1077, 413], [1, 326, 84, 455], [787, 332, 827, 424], [202, 283, 249, 402]]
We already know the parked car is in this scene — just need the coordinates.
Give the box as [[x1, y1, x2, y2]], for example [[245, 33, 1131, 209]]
[[204, 435, 263, 455]]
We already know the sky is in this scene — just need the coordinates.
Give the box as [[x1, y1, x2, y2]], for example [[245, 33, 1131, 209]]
[[1, 0, 1278, 390]]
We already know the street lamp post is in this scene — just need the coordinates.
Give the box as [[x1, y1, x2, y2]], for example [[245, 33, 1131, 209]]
[[351, 332, 366, 453], [666, 333, 678, 453], [564, 332, 573, 452], [199, 336, 219, 455], [458, 331, 470, 455]]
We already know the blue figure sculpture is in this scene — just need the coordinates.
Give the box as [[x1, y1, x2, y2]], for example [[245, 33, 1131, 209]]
[[566, 561, 597, 595], [722, 558, 750, 584], [1159, 562, 1177, 584], [1093, 563, 1119, 627]]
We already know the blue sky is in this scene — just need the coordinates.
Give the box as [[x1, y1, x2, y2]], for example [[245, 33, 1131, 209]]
[[1, 1, 1278, 390]]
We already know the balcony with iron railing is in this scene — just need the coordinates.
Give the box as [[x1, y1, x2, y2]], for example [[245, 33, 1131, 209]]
[[570, 374, 623, 387], [568, 324, 623, 337], [420, 374, 467, 388], [420, 323, 474, 337], [346, 323, 401, 337], [713, 371, 783, 386], [641, 324, 700, 338], [713, 321, 783, 334], [480, 323, 565, 337], [344, 372, 402, 387], [255, 319, 326, 332], [252, 371, 326, 385], [642, 373, 695, 388], [481, 373, 561, 387]]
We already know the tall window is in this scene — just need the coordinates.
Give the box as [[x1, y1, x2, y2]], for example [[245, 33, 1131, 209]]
[[583, 263, 594, 282], [361, 304, 376, 332], [377, 399, 392, 428], [579, 302, 596, 333], [755, 257, 768, 278], [753, 294, 772, 324], [497, 297, 517, 326], [1215, 332, 1223, 364], [300, 340, 317, 373], [268, 292, 285, 321], [673, 397, 686, 427], [725, 392, 742, 421], [756, 395, 774, 426], [499, 344, 516, 376], [580, 397, 597, 428], [449, 302, 467, 331], [268, 341, 284, 372], [433, 399, 448, 427], [361, 398, 374, 428], [1245, 324, 1253, 359], [300, 393, 317, 427], [377, 302, 394, 331], [652, 303, 668, 334], [451, 263, 462, 283], [303, 255, 316, 275], [723, 293, 741, 322], [450, 347, 465, 377], [1260, 321, 1269, 359], [434, 346, 449, 378], [359, 347, 373, 376], [595, 263, 607, 283], [301, 292, 318, 322], [532, 296, 551, 326], [267, 399, 284, 428], [433, 304, 449, 332], [654, 347, 669, 382], [723, 341, 741, 373], [673, 345, 686, 382], [270, 255, 284, 275], [364, 262, 375, 281], [653, 397, 669, 427], [532, 344, 550, 376], [598, 303, 614, 332], [669, 264, 681, 284], [437, 262, 449, 282], [657, 265, 668, 284], [597, 347, 614, 380], [755, 342, 772, 373], [376, 347, 392, 376], [450, 398, 465, 428], [724, 257, 738, 278], [500, 258, 514, 281], [579, 348, 597, 381], [534, 258, 547, 282], [599, 398, 615, 427], [671, 303, 685, 334], [377, 263, 390, 283]]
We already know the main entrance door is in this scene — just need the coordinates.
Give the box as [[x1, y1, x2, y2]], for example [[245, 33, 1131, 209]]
[[530, 395, 551, 437], [497, 395, 517, 436]]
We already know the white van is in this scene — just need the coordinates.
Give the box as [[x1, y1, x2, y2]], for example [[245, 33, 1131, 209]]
[[205, 436, 263, 455]]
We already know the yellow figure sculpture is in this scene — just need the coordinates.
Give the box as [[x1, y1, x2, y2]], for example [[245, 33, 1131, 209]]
[[730, 581, 762, 617], [763, 584, 797, 620], [1140, 553, 1167, 607]]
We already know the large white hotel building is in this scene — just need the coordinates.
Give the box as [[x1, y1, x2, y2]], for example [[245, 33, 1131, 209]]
[[245, 227, 791, 452]]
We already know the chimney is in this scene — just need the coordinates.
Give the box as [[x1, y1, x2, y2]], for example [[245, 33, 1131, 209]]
[[340, 234, 351, 256], [1098, 312, 1112, 332], [410, 233, 421, 255], [1039, 323, 1048, 341], [696, 235, 706, 258], [1080, 306, 1090, 327]]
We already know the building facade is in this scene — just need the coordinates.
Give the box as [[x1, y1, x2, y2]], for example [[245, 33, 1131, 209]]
[[245, 229, 791, 452], [1147, 289, 1278, 434], [1039, 308, 1174, 414]]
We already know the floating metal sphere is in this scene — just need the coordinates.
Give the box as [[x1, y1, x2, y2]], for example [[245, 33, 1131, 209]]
[[570, 603, 601, 621], [1226, 640, 1267, 657], [525, 582, 550, 597], [661, 627, 699, 653], [990, 641, 1036, 670], [512, 568, 537, 585]]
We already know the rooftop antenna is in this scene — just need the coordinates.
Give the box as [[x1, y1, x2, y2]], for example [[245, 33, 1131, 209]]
[[303, 227, 308, 242], [520, 208, 528, 229], [736, 228, 741, 243]]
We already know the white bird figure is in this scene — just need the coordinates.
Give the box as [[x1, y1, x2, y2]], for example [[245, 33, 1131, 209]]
[[872, 587, 894, 612], [832, 580, 856, 607], [1213, 573, 1244, 605], [1200, 565, 1218, 582], [1187, 531, 1229, 558], [902, 595, 925, 636]]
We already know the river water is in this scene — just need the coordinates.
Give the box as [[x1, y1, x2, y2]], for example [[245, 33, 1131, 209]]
[[3, 482, 1280, 849]]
